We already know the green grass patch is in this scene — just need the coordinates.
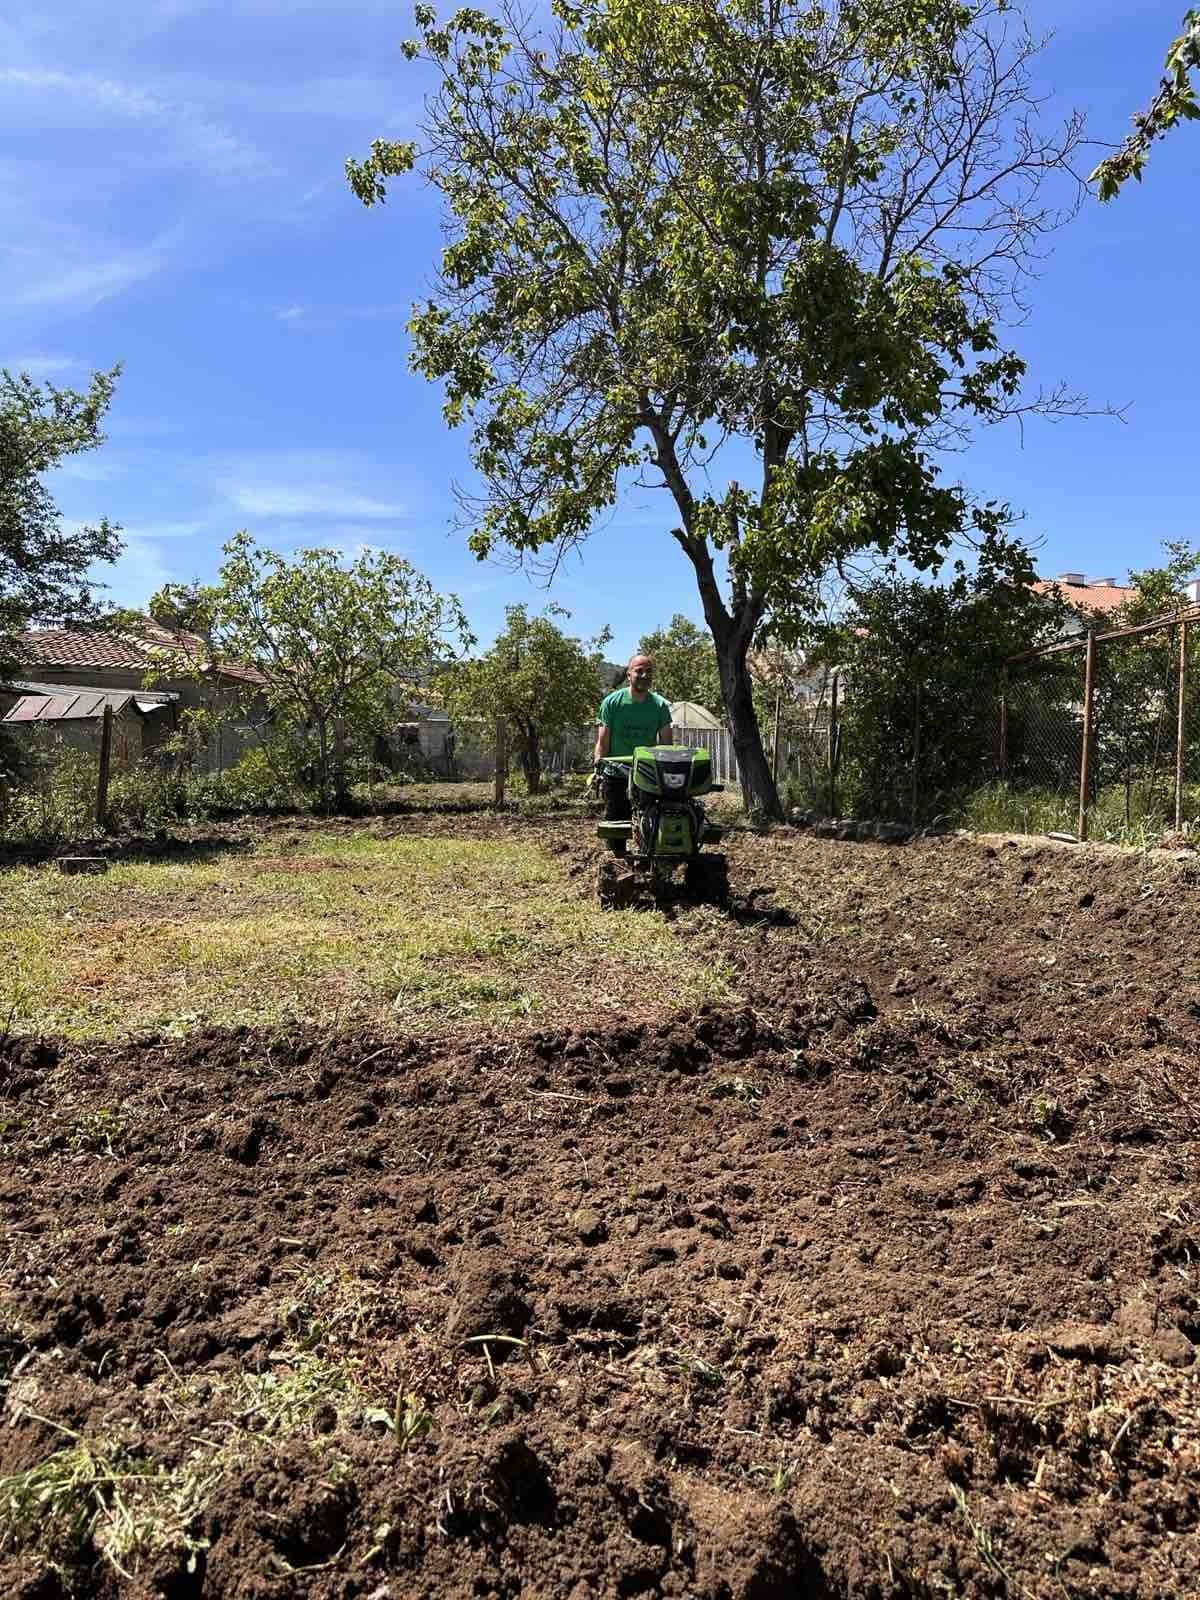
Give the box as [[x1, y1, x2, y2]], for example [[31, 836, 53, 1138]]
[[0, 830, 735, 1040], [959, 779, 1200, 847]]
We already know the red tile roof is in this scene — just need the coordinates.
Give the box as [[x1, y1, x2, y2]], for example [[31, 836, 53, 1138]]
[[22, 623, 266, 684], [1031, 578, 1137, 615]]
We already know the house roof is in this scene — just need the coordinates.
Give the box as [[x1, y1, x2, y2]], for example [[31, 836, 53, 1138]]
[[1031, 576, 1137, 615], [22, 622, 266, 685], [2, 687, 174, 724]]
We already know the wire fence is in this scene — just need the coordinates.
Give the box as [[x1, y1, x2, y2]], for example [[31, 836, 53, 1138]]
[[993, 606, 1200, 841], [761, 604, 1200, 841]]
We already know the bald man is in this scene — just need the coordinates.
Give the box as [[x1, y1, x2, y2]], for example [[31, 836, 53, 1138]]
[[593, 654, 673, 851]]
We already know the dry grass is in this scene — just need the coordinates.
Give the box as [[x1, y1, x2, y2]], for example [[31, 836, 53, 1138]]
[[0, 830, 735, 1041]]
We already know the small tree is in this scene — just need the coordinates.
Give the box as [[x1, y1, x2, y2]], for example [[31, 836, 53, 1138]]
[[1082, 542, 1200, 823], [809, 549, 1059, 819], [194, 532, 471, 809], [0, 366, 122, 674], [350, 0, 1098, 820], [437, 604, 609, 791], [1091, 11, 1200, 199], [148, 582, 215, 638], [637, 616, 722, 716]]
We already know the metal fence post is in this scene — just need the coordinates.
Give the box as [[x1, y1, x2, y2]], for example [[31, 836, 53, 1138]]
[[827, 672, 839, 817], [1177, 619, 1188, 830], [1078, 630, 1096, 841], [998, 666, 1009, 777]]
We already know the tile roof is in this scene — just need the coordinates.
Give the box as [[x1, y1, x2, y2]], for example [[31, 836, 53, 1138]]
[[22, 622, 266, 684], [1031, 578, 1137, 615]]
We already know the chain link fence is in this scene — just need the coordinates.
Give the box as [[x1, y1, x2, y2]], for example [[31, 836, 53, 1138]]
[[761, 606, 1200, 841], [992, 609, 1200, 842]]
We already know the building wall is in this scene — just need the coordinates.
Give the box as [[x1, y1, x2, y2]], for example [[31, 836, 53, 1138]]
[[5, 709, 145, 766], [17, 667, 266, 773]]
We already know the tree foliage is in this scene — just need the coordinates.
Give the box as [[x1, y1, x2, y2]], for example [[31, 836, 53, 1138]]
[[148, 581, 214, 638], [807, 545, 1059, 819], [636, 615, 722, 714], [437, 604, 609, 790], [1091, 11, 1200, 200], [1077, 543, 1200, 821], [186, 533, 471, 808], [0, 366, 122, 674], [351, 0, 1090, 817]]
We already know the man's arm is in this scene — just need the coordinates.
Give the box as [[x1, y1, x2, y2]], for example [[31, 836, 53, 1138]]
[[593, 722, 611, 763], [657, 722, 673, 744]]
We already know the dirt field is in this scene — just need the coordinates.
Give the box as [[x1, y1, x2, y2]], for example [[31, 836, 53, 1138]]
[[2, 816, 1200, 1598]]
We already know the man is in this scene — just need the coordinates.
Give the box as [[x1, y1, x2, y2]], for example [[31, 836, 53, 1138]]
[[594, 654, 673, 850]]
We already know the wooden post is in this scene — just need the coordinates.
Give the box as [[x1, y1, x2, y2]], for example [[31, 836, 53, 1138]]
[[1078, 631, 1096, 842], [998, 667, 1009, 777], [493, 715, 507, 807], [1177, 619, 1188, 830], [911, 678, 922, 826], [95, 703, 113, 829], [827, 672, 839, 817]]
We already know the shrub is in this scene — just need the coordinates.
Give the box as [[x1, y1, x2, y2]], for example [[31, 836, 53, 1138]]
[[197, 745, 305, 815]]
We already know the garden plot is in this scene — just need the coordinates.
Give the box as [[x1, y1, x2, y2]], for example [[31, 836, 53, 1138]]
[[2, 818, 1199, 1599]]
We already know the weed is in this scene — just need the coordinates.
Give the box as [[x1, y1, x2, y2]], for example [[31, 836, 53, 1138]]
[[657, 1347, 724, 1388], [235, 1353, 351, 1437], [66, 1105, 140, 1157], [949, 1485, 1028, 1597], [712, 1076, 764, 1108], [364, 1385, 435, 1450], [0, 1428, 216, 1581]]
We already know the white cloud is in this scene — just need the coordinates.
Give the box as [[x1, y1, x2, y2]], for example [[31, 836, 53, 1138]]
[[274, 301, 407, 331], [6, 251, 162, 313], [119, 519, 212, 542], [214, 453, 410, 523], [222, 482, 408, 520], [0, 66, 267, 181], [2, 353, 77, 377], [56, 457, 122, 485]]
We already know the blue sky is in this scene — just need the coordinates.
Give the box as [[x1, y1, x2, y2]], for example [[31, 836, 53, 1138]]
[[3, 0, 1197, 659]]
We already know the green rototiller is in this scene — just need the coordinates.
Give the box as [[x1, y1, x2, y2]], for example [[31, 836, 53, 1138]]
[[594, 744, 728, 909]]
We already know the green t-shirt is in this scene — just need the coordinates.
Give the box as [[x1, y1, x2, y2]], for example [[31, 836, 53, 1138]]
[[597, 688, 673, 757]]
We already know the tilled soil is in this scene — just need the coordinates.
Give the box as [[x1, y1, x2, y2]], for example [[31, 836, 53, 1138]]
[[2, 827, 1200, 1598]]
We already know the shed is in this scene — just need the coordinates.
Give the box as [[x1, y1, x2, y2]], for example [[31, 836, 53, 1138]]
[[1, 682, 176, 763]]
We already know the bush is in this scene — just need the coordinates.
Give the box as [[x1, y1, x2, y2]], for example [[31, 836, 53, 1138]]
[[105, 766, 194, 832], [192, 745, 304, 815], [1, 746, 97, 841]]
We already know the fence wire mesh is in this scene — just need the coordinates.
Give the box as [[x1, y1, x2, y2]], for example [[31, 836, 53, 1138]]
[[992, 613, 1200, 842]]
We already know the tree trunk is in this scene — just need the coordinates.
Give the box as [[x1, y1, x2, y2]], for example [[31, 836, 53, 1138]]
[[646, 417, 782, 820], [519, 724, 542, 793], [683, 538, 782, 819], [713, 626, 780, 818], [332, 714, 350, 810], [316, 715, 331, 813]]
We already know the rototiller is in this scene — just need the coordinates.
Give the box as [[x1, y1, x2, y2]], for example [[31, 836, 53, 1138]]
[[594, 744, 728, 908]]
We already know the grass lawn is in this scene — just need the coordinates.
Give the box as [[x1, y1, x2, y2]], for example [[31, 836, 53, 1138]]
[[0, 826, 736, 1041]]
